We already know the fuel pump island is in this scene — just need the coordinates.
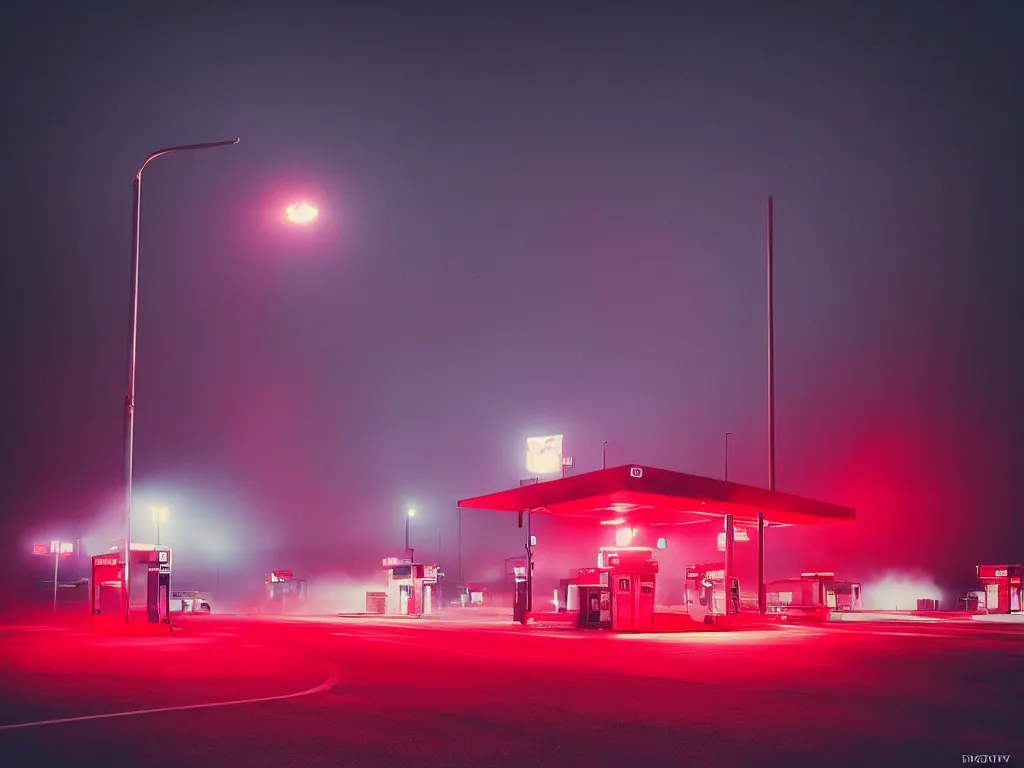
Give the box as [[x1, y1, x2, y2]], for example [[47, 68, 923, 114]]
[[459, 465, 855, 632]]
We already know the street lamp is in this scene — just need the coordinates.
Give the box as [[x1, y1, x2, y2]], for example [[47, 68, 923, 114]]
[[405, 508, 416, 553], [50, 541, 73, 613], [285, 201, 318, 224], [123, 137, 240, 625], [152, 506, 169, 545]]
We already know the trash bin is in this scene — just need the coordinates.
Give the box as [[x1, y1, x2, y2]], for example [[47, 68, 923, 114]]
[[916, 598, 938, 611], [365, 591, 386, 614]]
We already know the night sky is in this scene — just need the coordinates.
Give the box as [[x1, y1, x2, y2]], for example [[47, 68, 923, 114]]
[[1, 2, 1021, 598]]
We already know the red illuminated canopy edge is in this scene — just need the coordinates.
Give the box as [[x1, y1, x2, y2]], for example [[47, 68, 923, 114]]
[[457, 465, 855, 526]]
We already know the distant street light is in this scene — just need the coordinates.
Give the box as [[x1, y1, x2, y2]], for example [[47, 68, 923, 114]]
[[285, 201, 318, 224], [50, 541, 73, 613], [152, 506, 170, 545], [123, 137, 240, 625], [406, 508, 416, 552]]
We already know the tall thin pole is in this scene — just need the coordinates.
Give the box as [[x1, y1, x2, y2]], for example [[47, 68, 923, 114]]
[[767, 195, 776, 492], [405, 515, 411, 552], [602, 441, 608, 470], [53, 548, 60, 613], [123, 138, 239, 625], [457, 508, 463, 582], [760, 195, 776, 616], [724, 432, 732, 482]]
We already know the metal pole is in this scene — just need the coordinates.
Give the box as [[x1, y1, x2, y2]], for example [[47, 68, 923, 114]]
[[758, 511, 765, 614], [53, 548, 60, 613], [525, 510, 533, 613], [724, 514, 735, 616], [761, 194, 776, 616], [602, 441, 608, 470], [156, 514, 160, 546], [724, 432, 731, 482], [457, 508, 463, 582], [767, 195, 776, 492], [122, 138, 239, 625], [405, 515, 410, 552]]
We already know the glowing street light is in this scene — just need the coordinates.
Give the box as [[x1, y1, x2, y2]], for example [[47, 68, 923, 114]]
[[405, 508, 416, 553], [285, 201, 318, 224]]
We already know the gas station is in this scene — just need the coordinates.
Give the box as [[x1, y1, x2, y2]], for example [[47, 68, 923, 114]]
[[458, 464, 855, 631]]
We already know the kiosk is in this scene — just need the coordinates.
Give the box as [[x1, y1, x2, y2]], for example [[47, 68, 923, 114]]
[[684, 563, 739, 623], [977, 564, 1023, 614], [265, 570, 308, 613], [91, 543, 172, 626], [90, 553, 125, 627], [601, 547, 658, 631], [764, 572, 861, 619], [382, 557, 439, 616], [556, 548, 657, 631]]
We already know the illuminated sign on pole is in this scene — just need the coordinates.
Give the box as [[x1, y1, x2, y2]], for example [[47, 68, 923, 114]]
[[526, 435, 563, 475]]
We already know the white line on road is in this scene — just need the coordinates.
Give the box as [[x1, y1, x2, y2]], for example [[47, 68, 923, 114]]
[[0, 662, 341, 732]]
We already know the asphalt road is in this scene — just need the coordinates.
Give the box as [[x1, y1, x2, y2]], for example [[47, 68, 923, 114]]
[[1, 613, 1021, 767]]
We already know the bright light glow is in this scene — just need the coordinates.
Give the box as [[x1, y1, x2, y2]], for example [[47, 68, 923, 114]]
[[285, 201, 319, 224], [407, 508, 416, 517], [863, 571, 943, 610], [600, 518, 626, 526], [615, 527, 633, 547], [525, 435, 563, 474], [152, 505, 170, 522]]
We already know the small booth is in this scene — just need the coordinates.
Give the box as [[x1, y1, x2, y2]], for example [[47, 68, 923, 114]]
[[91, 543, 172, 626], [684, 562, 738, 623], [457, 582, 489, 608], [265, 570, 308, 613], [382, 557, 439, 616], [977, 564, 1023, 614], [764, 572, 862, 619], [552, 547, 657, 631]]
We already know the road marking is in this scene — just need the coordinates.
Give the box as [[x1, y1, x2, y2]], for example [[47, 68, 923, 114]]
[[0, 663, 341, 731]]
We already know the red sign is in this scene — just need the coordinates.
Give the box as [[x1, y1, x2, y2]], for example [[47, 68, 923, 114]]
[[93, 556, 120, 567], [31, 544, 49, 556]]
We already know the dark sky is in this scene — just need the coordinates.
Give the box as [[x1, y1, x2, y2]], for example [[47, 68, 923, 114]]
[[1, 2, 1021, 595]]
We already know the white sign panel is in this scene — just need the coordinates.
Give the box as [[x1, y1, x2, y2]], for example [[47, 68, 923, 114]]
[[526, 434, 563, 475], [717, 528, 750, 550]]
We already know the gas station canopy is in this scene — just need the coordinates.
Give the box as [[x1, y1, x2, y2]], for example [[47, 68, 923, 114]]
[[457, 465, 854, 527]]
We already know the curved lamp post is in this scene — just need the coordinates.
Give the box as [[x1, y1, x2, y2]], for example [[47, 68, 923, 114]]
[[122, 138, 240, 623]]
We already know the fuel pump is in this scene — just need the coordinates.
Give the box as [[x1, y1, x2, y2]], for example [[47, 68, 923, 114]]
[[512, 561, 529, 624]]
